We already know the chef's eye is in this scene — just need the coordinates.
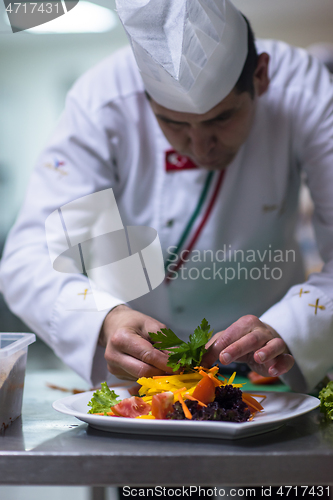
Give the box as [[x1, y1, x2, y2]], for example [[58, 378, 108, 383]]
[[161, 119, 188, 130], [215, 113, 233, 123]]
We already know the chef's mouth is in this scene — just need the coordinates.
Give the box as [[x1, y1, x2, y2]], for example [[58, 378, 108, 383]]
[[187, 155, 221, 168], [195, 158, 230, 170], [199, 160, 223, 168], [195, 151, 237, 170], [182, 149, 236, 169]]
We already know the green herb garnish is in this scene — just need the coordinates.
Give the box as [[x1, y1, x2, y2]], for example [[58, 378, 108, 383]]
[[319, 380, 333, 421], [87, 382, 121, 415], [149, 318, 213, 372]]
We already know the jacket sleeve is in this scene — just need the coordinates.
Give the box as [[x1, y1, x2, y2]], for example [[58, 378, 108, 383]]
[[260, 58, 333, 393], [0, 91, 126, 386]]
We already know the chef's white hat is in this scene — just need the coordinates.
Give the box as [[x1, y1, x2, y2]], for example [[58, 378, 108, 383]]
[[115, 0, 248, 114]]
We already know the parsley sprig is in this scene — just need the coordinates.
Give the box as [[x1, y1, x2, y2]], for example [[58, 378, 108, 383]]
[[149, 318, 213, 372]]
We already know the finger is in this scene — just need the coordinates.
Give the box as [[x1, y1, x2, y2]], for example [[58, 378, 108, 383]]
[[104, 348, 137, 380], [142, 319, 166, 342], [218, 328, 273, 365], [112, 328, 171, 370], [108, 328, 174, 378], [105, 354, 167, 381], [205, 329, 225, 350], [253, 337, 287, 364], [105, 357, 137, 380], [123, 336, 173, 373], [106, 351, 167, 379], [267, 353, 295, 377], [202, 330, 235, 367], [106, 366, 136, 381], [128, 383, 141, 396], [204, 315, 263, 366]]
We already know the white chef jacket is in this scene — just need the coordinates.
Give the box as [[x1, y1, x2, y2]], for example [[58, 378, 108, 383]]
[[1, 40, 333, 392]]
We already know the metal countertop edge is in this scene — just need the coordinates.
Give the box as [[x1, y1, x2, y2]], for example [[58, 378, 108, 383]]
[[0, 450, 333, 457], [0, 455, 332, 486]]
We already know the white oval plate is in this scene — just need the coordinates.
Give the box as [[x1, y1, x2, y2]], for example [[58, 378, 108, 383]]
[[52, 388, 319, 440]]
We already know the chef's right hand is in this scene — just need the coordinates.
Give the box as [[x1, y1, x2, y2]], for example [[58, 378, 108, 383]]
[[99, 305, 172, 380]]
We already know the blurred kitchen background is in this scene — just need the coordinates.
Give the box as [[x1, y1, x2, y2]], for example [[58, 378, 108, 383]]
[[0, 1, 333, 498]]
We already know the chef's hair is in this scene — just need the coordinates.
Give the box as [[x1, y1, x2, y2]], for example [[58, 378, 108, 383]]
[[234, 16, 259, 99]]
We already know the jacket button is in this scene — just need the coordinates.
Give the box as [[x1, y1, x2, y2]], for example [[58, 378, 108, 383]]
[[175, 306, 185, 314], [166, 219, 174, 228]]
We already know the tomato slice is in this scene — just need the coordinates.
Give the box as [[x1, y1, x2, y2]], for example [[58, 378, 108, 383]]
[[112, 396, 151, 418], [192, 375, 216, 404], [151, 392, 174, 419]]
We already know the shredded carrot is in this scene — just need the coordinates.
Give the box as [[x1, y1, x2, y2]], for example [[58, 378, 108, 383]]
[[207, 373, 222, 387], [242, 393, 264, 412], [196, 365, 218, 374], [184, 394, 207, 407], [93, 411, 115, 416], [178, 392, 192, 419], [246, 394, 267, 409], [174, 386, 188, 395], [247, 394, 267, 400], [198, 369, 221, 387], [195, 366, 209, 373]]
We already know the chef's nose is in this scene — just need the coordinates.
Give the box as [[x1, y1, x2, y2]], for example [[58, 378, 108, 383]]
[[189, 126, 216, 158]]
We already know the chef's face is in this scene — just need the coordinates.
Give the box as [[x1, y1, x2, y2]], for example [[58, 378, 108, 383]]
[[149, 53, 270, 170]]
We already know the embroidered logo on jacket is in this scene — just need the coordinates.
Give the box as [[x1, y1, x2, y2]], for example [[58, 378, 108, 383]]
[[44, 159, 68, 178], [165, 150, 198, 171]]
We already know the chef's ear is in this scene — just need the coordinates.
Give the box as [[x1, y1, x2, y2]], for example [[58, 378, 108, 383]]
[[253, 52, 270, 96]]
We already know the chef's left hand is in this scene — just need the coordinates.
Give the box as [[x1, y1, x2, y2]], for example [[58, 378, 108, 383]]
[[202, 315, 294, 377]]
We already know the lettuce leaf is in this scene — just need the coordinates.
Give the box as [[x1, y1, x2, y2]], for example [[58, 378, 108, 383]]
[[319, 380, 333, 421], [87, 382, 121, 415]]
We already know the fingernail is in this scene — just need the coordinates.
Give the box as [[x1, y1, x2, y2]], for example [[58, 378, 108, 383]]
[[270, 367, 279, 376], [221, 352, 232, 364], [258, 351, 266, 362]]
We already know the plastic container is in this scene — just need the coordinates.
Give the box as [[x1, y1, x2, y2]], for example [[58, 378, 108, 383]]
[[0, 333, 36, 431]]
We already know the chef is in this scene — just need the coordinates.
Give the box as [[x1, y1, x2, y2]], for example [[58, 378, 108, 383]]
[[1, 0, 333, 393]]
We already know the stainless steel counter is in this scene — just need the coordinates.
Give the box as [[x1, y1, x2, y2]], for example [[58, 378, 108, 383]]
[[0, 370, 333, 487]]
